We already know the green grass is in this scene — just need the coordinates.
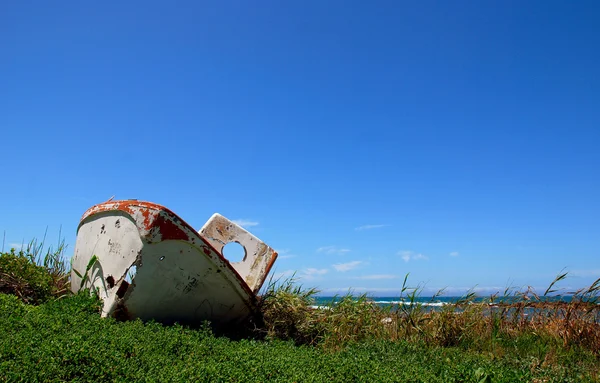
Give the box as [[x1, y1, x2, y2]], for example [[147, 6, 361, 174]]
[[0, 231, 70, 302], [2, 293, 597, 382], [258, 273, 600, 355], [1, 244, 600, 382]]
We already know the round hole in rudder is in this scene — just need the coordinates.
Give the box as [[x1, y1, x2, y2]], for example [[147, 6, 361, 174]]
[[222, 241, 246, 263]]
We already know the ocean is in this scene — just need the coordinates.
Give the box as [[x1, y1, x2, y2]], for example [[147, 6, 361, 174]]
[[311, 295, 596, 312], [312, 296, 487, 311], [313, 296, 460, 309]]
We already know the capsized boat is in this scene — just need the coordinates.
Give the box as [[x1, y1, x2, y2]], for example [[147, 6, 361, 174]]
[[71, 200, 278, 325]]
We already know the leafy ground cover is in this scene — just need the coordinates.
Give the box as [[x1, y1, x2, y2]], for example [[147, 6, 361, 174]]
[[2, 293, 597, 382], [0, 243, 599, 382]]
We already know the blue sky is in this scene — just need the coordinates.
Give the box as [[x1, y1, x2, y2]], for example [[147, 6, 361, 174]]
[[2, 1, 599, 296]]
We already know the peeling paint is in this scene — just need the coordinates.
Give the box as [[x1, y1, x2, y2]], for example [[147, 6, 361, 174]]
[[199, 214, 278, 294], [71, 200, 278, 325]]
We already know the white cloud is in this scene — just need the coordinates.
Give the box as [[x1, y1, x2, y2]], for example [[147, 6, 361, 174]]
[[353, 274, 397, 280], [7, 242, 25, 250], [430, 286, 508, 296], [319, 285, 513, 296], [355, 224, 389, 231], [317, 246, 350, 255], [271, 268, 330, 282], [231, 219, 259, 228], [319, 286, 403, 295], [332, 261, 363, 272], [398, 250, 429, 262], [449, 251, 459, 257], [570, 269, 600, 278], [302, 268, 329, 280], [272, 269, 296, 280], [305, 268, 328, 275], [275, 249, 296, 259]]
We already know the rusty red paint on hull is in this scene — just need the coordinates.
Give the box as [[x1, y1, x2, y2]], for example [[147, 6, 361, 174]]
[[154, 214, 189, 241], [78, 200, 254, 297]]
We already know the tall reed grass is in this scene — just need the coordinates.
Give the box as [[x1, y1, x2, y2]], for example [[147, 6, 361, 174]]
[[257, 271, 600, 366], [2, 234, 598, 375], [0, 229, 71, 303]]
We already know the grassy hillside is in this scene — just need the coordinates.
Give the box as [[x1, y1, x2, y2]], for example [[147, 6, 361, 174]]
[[1, 246, 599, 382], [2, 293, 597, 382]]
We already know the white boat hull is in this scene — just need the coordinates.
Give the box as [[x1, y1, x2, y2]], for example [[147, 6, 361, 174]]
[[71, 200, 277, 325]]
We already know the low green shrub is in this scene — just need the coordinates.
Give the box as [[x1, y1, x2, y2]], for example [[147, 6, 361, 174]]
[[321, 294, 393, 350], [0, 250, 53, 304], [3, 293, 598, 382], [258, 275, 326, 345], [0, 234, 71, 304], [1, 236, 599, 381]]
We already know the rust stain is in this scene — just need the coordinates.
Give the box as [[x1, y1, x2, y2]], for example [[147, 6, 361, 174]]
[[250, 243, 268, 271], [249, 249, 278, 294], [264, 250, 278, 279], [78, 200, 259, 299], [113, 300, 131, 321], [80, 201, 190, 241], [116, 280, 130, 298], [139, 208, 152, 229], [154, 213, 189, 241]]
